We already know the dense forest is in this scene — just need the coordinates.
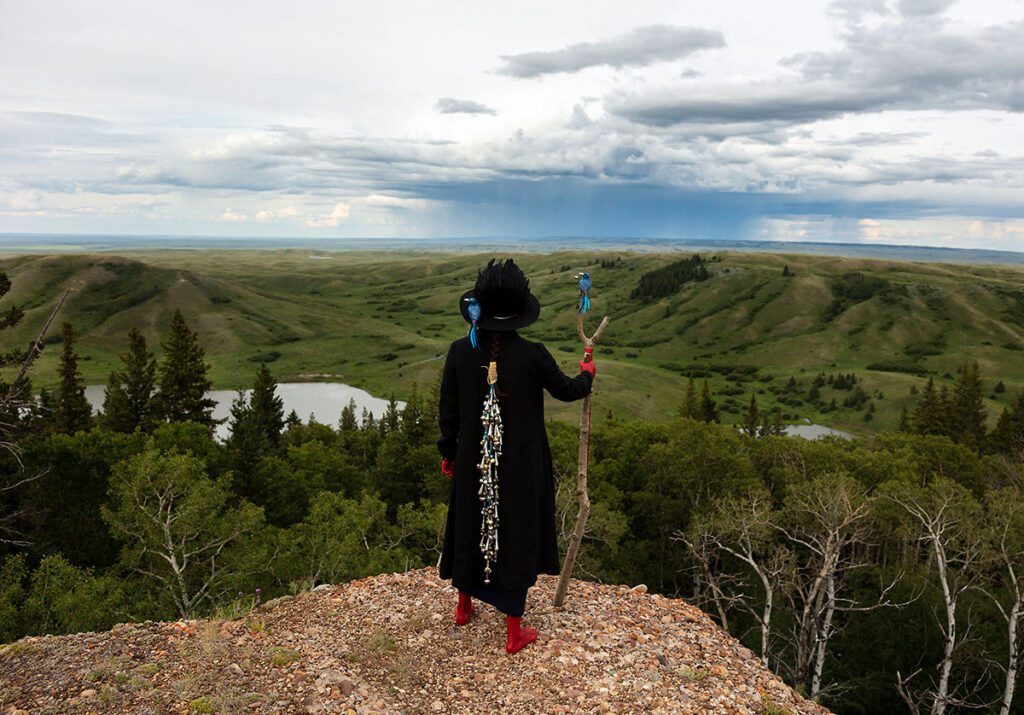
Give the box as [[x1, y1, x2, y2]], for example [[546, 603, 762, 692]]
[[3, 271, 1024, 714]]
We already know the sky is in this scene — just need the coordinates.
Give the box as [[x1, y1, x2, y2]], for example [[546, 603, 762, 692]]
[[2, 0, 1024, 249]]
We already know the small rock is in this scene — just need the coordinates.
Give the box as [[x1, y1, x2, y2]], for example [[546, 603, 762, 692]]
[[340, 680, 354, 697], [228, 662, 243, 675], [80, 689, 97, 698], [630, 584, 648, 593], [431, 701, 445, 712]]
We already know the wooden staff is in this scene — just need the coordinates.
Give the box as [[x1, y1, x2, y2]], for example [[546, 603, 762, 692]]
[[552, 311, 609, 607]]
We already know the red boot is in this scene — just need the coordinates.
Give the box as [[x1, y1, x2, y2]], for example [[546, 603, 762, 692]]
[[454, 592, 475, 625], [506, 616, 537, 654]]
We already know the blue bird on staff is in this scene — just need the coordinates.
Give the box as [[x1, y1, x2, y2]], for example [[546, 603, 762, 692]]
[[575, 272, 591, 314]]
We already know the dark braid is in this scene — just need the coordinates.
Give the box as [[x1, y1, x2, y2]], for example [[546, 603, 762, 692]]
[[489, 332, 508, 398]]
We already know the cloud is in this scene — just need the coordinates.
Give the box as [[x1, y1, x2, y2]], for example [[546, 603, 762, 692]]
[[219, 207, 247, 222], [497, 25, 725, 78], [306, 202, 350, 228], [897, 0, 956, 18], [435, 97, 497, 115], [608, 15, 1024, 127]]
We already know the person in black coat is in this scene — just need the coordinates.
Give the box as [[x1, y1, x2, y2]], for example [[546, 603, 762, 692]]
[[437, 259, 596, 654]]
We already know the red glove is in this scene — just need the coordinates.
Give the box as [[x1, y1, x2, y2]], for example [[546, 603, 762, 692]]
[[441, 459, 455, 478], [579, 348, 596, 378]]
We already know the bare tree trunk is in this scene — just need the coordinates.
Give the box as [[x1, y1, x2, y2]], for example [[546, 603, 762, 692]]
[[811, 571, 836, 699], [552, 314, 609, 607], [1000, 601, 1019, 715], [933, 541, 954, 715]]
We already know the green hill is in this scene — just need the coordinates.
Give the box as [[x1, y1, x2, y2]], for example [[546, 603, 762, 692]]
[[2, 249, 1023, 432]]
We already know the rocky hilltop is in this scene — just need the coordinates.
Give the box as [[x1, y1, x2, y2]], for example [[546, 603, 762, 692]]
[[0, 568, 830, 714]]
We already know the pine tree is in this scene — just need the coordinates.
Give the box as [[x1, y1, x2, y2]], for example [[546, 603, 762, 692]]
[[380, 394, 400, 435], [912, 377, 948, 436], [155, 310, 216, 427], [897, 406, 911, 432], [339, 398, 359, 432], [53, 322, 92, 434], [680, 377, 699, 419], [990, 392, 1024, 456], [741, 394, 760, 436], [249, 364, 284, 448], [950, 361, 986, 449], [699, 378, 719, 424], [101, 327, 157, 433]]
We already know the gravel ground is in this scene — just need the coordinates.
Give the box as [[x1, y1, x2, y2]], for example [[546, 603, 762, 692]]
[[0, 568, 831, 714]]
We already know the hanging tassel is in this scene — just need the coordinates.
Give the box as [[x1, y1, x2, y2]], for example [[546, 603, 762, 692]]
[[467, 297, 481, 349], [478, 360, 502, 583]]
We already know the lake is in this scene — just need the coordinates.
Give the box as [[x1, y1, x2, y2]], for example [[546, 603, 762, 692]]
[[84, 383, 403, 441]]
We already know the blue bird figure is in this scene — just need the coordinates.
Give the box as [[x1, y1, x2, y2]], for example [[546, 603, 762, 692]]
[[576, 272, 591, 314], [466, 297, 482, 348]]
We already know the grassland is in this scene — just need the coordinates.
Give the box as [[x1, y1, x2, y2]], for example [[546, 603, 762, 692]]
[[2, 248, 1023, 433]]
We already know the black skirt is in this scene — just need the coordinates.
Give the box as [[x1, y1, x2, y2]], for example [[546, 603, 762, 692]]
[[459, 582, 528, 617]]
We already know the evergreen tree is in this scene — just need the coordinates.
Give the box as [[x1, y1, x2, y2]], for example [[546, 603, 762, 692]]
[[897, 406, 911, 432], [155, 310, 216, 427], [53, 322, 92, 434], [339, 398, 359, 432], [950, 361, 986, 449], [380, 395, 400, 435], [680, 377, 699, 419], [741, 394, 760, 436], [699, 378, 719, 424], [101, 327, 157, 433], [249, 364, 284, 448], [285, 409, 301, 429], [990, 392, 1024, 456], [400, 386, 427, 446], [912, 377, 949, 436]]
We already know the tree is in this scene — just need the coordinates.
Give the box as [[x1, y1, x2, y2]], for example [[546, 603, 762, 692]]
[[990, 392, 1024, 459], [101, 327, 157, 433], [912, 377, 950, 437], [339, 398, 359, 432], [102, 442, 264, 618], [776, 474, 902, 699], [52, 321, 93, 434], [676, 487, 792, 668], [699, 378, 719, 424], [950, 362, 986, 449], [984, 487, 1024, 715], [680, 377, 699, 419], [741, 394, 760, 437], [155, 309, 216, 427], [0, 284, 66, 546], [885, 478, 987, 715], [249, 364, 285, 448]]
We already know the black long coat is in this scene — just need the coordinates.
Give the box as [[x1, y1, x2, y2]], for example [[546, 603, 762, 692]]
[[437, 331, 593, 591]]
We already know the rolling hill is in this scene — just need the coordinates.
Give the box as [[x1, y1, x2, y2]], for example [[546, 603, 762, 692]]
[[2, 249, 1023, 432]]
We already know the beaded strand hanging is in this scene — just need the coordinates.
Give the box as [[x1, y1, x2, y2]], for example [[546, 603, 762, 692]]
[[477, 360, 502, 583]]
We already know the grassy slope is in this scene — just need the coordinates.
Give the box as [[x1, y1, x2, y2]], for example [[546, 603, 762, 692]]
[[2, 249, 1023, 433]]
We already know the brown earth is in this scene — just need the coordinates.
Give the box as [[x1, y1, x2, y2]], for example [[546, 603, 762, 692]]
[[0, 568, 831, 714]]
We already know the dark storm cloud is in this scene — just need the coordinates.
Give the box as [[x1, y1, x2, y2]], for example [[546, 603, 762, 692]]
[[434, 97, 498, 115], [497, 25, 725, 78], [608, 16, 1024, 127]]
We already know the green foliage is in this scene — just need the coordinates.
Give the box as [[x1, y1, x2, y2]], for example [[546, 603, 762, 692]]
[[53, 321, 93, 435], [155, 310, 216, 427], [630, 254, 709, 301], [19, 554, 130, 637], [101, 327, 157, 433], [102, 442, 265, 618], [824, 272, 905, 321]]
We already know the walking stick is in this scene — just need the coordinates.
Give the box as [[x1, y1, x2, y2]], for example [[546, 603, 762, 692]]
[[552, 307, 609, 607]]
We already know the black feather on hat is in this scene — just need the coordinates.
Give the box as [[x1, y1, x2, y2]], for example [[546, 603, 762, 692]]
[[459, 258, 541, 331]]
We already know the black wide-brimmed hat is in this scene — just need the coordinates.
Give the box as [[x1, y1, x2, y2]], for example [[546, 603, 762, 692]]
[[459, 258, 540, 331]]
